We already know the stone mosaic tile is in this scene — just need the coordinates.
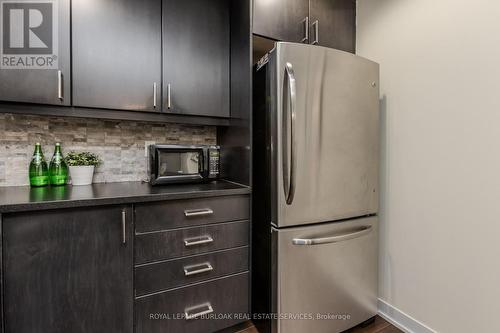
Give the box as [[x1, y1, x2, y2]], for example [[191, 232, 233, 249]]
[[0, 113, 216, 186]]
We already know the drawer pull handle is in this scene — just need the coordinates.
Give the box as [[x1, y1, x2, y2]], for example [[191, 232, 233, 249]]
[[184, 262, 214, 276], [184, 208, 214, 217], [184, 235, 214, 247], [185, 302, 214, 320]]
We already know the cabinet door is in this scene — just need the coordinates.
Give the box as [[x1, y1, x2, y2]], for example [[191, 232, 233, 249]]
[[309, 0, 356, 52], [0, 0, 71, 105], [72, 0, 161, 112], [3, 206, 133, 333], [163, 0, 230, 117], [253, 0, 309, 43]]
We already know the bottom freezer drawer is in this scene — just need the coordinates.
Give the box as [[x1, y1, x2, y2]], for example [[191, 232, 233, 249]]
[[273, 216, 378, 333], [135, 272, 249, 333]]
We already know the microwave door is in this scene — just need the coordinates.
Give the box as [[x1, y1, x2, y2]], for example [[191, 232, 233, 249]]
[[155, 149, 203, 183], [271, 42, 380, 228], [179, 152, 201, 174]]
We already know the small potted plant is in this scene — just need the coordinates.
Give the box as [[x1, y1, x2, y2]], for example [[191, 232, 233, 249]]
[[65, 151, 101, 186]]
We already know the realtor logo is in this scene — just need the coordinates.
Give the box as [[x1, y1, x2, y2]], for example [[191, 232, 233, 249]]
[[0, 0, 58, 69]]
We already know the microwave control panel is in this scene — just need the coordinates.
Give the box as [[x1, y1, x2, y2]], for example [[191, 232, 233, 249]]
[[208, 148, 220, 178]]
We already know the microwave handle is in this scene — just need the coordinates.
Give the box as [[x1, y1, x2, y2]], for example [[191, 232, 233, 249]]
[[199, 149, 205, 175], [148, 146, 158, 182]]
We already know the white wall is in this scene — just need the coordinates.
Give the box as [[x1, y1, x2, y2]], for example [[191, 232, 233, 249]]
[[356, 1, 500, 332]]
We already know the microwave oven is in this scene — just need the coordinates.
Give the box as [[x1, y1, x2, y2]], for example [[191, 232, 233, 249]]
[[148, 144, 220, 185]]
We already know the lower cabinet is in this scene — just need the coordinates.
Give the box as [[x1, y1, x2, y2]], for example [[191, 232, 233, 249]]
[[0, 194, 250, 333], [134, 195, 251, 333], [2, 205, 134, 333]]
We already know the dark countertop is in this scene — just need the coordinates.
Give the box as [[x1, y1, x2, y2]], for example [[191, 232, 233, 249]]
[[0, 180, 251, 213]]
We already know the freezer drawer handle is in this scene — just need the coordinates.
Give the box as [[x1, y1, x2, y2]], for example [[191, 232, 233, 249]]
[[292, 226, 372, 245], [184, 302, 214, 320], [184, 208, 214, 217], [184, 235, 214, 247], [183, 262, 214, 276]]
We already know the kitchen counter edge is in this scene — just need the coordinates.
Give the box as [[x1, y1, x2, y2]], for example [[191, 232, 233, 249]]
[[0, 180, 251, 214]]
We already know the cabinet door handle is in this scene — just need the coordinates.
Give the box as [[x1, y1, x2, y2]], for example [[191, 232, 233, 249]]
[[184, 235, 214, 247], [121, 209, 127, 244], [167, 83, 171, 109], [185, 302, 214, 320], [184, 208, 214, 217], [153, 82, 157, 108], [311, 20, 319, 45], [301, 17, 309, 43], [57, 70, 63, 100], [183, 262, 214, 276]]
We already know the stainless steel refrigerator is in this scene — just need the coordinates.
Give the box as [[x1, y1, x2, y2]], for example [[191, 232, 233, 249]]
[[252, 42, 379, 333]]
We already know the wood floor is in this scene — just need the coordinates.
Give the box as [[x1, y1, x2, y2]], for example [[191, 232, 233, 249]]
[[222, 316, 403, 333], [343, 316, 403, 333]]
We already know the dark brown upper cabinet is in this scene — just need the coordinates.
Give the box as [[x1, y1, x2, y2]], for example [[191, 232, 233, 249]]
[[309, 0, 355, 51], [163, 0, 230, 118], [0, 0, 71, 105], [2, 205, 134, 333], [253, 0, 309, 43], [72, 0, 162, 112], [253, 0, 356, 53], [1, 0, 232, 120]]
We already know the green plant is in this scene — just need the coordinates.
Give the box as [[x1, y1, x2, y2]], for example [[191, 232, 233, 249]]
[[65, 151, 101, 167]]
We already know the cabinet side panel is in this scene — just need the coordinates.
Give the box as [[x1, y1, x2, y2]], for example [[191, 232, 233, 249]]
[[251, 64, 273, 333], [219, 0, 252, 185]]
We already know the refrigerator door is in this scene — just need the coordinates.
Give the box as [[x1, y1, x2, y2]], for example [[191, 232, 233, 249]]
[[273, 217, 378, 333], [270, 42, 379, 227]]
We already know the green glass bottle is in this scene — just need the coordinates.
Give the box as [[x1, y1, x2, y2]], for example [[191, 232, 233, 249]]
[[49, 143, 68, 186], [29, 143, 49, 187]]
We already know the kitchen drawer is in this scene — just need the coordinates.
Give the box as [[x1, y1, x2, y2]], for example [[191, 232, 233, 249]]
[[135, 195, 249, 233], [135, 220, 249, 264], [135, 272, 249, 333], [135, 246, 249, 296]]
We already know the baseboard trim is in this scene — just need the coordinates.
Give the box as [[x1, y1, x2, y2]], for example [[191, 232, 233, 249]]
[[378, 299, 438, 333]]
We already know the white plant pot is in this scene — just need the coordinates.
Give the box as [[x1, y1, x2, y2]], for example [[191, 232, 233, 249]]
[[69, 166, 95, 186]]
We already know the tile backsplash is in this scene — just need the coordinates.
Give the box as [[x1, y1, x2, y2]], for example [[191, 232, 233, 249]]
[[0, 113, 216, 186]]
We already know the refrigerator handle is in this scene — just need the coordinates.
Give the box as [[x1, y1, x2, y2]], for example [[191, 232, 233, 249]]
[[292, 226, 373, 245], [283, 62, 297, 205]]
